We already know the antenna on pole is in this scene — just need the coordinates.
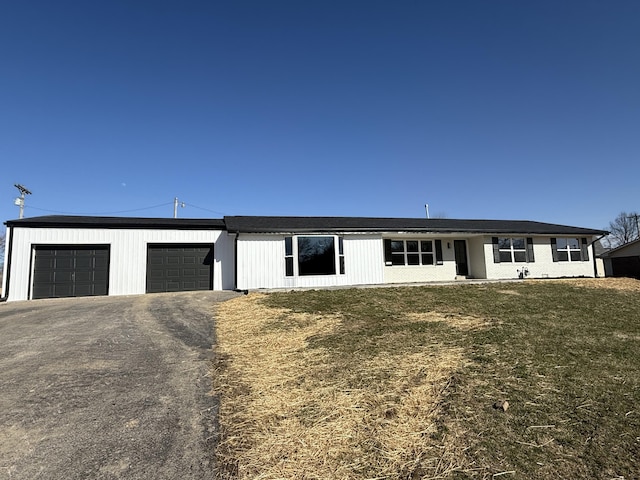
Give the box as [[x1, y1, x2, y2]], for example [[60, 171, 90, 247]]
[[425, 203, 430, 219], [173, 197, 185, 218], [14, 184, 32, 219]]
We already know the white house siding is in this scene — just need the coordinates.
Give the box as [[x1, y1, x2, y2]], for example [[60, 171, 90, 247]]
[[5, 227, 235, 301], [236, 235, 288, 290], [467, 237, 487, 279], [383, 237, 458, 284], [483, 236, 595, 279], [236, 234, 384, 289], [342, 235, 385, 287]]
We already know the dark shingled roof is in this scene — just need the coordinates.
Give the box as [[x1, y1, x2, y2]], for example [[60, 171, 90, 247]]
[[5, 215, 226, 230], [5, 214, 608, 236], [224, 216, 608, 236]]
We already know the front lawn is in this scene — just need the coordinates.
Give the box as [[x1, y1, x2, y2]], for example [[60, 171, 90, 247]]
[[212, 279, 640, 479]]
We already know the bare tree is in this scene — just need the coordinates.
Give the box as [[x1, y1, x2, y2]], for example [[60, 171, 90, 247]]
[[607, 211, 640, 247], [0, 232, 5, 268]]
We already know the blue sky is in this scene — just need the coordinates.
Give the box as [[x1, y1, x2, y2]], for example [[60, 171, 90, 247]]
[[1, 1, 638, 230]]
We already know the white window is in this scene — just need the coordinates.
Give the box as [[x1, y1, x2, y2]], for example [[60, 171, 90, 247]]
[[556, 238, 582, 262], [493, 237, 534, 263], [498, 237, 527, 263]]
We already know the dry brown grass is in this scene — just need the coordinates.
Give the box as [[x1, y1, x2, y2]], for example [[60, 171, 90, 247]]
[[211, 277, 640, 479], [405, 312, 491, 331], [212, 294, 473, 479], [536, 276, 640, 292]]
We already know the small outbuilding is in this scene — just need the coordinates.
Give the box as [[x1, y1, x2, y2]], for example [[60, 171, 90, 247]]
[[600, 238, 640, 279]]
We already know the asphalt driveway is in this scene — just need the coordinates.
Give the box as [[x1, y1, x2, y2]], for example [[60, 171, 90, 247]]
[[0, 291, 239, 479]]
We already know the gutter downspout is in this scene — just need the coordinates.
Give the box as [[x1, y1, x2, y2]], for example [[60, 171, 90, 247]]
[[234, 232, 238, 291], [591, 233, 608, 278], [1, 226, 13, 302]]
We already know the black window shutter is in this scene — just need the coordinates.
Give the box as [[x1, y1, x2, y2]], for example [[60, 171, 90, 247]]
[[526, 237, 535, 262], [580, 238, 589, 261], [492, 237, 500, 263], [551, 238, 558, 262], [435, 240, 443, 265], [384, 239, 392, 265]]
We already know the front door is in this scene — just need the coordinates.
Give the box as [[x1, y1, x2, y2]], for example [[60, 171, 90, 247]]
[[454, 240, 469, 276]]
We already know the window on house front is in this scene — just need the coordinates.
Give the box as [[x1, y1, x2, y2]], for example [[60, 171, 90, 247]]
[[557, 238, 580, 262], [492, 237, 535, 263], [298, 236, 335, 275], [498, 238, 527, 262], [552, 237, 588, 262], [284, 236, 345, 276], [384, 239, 442, 266], [285, 236, 294, 276]]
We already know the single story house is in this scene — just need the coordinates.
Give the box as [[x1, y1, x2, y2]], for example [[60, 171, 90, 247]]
[[2, 215, 607, 302], [600, 238, 640, 279]]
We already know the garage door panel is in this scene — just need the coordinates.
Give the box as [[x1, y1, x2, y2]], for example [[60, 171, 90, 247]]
[[55, 258, 74, 269], [55, 272, 74, 283], [34, 269, 54, 282], [94, 257, 109, 269], [74, 271, 93, 282], [53, 284, 74, 297], [146, 244, 213, 293], [73, 284, 93, 297], [75, 257, 92, 269], [33, 246, 110, 299]]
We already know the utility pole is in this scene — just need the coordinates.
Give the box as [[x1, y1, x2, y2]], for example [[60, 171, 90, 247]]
[[173, 197, 185, 218], [14, 184, 32, 219]]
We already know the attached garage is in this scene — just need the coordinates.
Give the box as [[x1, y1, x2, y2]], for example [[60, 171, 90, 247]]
[[2, 216, 235, 302], [32, 245, 110, 299], [146, 244, 214, 293]]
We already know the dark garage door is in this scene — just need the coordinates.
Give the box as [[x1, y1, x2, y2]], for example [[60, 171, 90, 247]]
[[146, 245, 214, 293], [33, 246, 110, 299], [611, 256, 640, 279]]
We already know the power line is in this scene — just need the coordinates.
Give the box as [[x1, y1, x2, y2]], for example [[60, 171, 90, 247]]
[[25, 200, 227, 217], [26, 202, 174, 216], [182, 202, 227, 216]]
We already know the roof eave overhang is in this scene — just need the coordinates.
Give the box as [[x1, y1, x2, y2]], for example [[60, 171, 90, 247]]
[[234, 228, 608, 235], [4, 220, 226, 230]]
